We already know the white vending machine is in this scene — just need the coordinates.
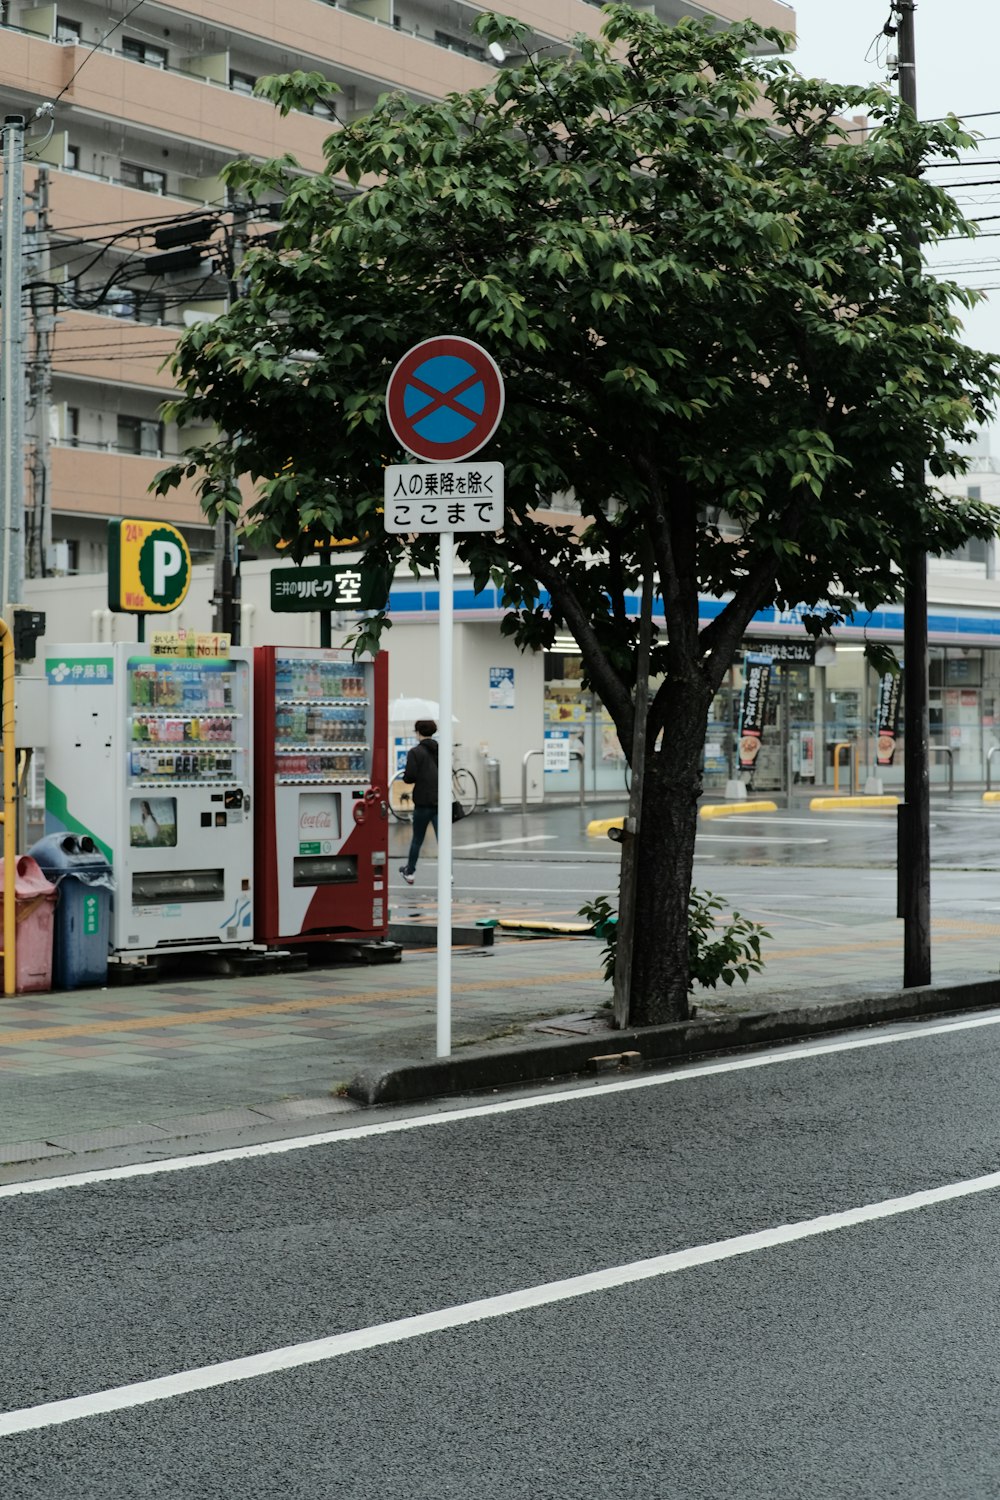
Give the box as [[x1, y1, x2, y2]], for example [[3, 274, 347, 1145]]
[[44, 642, 254, 958]]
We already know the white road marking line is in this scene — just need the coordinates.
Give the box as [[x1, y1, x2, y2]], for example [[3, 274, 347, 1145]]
[[697, 834, 830, 845], [401, 884, 620, 896], [455, 835, 558, 851], [6, 1007, 1000, 1199], [736, 905, 850, 931], [930, 808, 1000, 818], [741, 816, 895, 829], [3, 1164, 999, 1436]]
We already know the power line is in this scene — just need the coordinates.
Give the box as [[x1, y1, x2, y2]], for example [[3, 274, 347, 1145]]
[[53, 0, 150, 105]]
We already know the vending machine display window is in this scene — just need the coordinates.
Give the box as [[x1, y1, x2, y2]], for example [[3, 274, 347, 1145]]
[[127, 657, 247, 787], [273, 656, 371, 785]]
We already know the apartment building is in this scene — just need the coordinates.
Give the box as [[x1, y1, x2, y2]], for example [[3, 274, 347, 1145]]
[[1, 0, 795, 576]]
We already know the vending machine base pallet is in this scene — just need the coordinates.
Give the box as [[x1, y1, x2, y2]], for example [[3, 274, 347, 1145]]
[[293, 938, 403, 968], [107, 944, 280, 986]]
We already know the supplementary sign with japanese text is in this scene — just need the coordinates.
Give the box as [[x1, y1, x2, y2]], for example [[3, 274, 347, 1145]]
[[384, 462, 504, 534]]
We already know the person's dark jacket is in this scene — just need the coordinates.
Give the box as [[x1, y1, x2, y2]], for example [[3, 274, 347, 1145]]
[[403, 737, 439, 807]]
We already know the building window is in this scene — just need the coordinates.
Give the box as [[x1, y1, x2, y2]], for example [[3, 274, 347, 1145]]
[[106, 289, 166, 326], [433, 29, 486, 61], [230, 70, 257, 95], [56, 17, 82, 43], [120, 161, 167, 195], [64, 407, 80, 446], [122, 37, 168, 67], [117, 415, 164, 458], [65, 143, 80, 171], [945, 536, 989, 565]]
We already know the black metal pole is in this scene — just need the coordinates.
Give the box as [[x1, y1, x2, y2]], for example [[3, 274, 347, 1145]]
[[895, 0, 931, 987]]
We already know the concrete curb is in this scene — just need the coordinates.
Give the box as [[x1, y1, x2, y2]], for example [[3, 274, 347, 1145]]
[[346, 976, 1000, 1107], [810, 795, 900, 810], [698, 801, 778, 820], [388, 922, 494, 947]]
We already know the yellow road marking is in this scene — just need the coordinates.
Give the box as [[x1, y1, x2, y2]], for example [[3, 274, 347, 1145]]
[[0, 971, 596, 1047]]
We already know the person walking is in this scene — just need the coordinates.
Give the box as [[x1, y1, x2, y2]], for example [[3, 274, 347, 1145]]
[[399, 719, 440, 884]]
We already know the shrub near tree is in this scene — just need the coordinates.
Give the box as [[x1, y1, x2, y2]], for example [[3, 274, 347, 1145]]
[[158, 7, 1000, 1025]]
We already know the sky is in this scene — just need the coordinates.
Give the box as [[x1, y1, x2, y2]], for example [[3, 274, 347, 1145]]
[[780, 0, 1000, 417]]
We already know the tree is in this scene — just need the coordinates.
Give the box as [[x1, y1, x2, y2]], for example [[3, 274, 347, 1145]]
[[158, 7, 1000, 1025]]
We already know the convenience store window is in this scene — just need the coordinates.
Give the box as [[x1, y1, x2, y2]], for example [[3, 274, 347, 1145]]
[[543, 647, 629, 797]]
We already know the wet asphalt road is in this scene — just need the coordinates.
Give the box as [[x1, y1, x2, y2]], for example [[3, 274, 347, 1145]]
[[391, 798, 1000, 931], [436, 796, 1000, 870], [6, 1010, 1000, 1495]]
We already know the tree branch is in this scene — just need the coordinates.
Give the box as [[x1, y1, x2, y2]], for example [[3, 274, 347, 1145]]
[[504, 519, 635, 738]]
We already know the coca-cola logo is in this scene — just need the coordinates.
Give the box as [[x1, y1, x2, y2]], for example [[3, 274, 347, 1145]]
[[299, 811, 334, 831]]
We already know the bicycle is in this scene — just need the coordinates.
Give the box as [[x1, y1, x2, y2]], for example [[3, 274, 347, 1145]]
[[388, 753, 479, 823]]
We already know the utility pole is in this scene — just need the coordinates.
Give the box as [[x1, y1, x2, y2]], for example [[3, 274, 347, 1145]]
[[0, 115, 25, 610], [894, 0, 931, 987], [26, 167, 54, 579]]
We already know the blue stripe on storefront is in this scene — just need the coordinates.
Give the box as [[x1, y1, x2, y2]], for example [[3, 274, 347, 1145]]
[[385, 586, 1000, 642]]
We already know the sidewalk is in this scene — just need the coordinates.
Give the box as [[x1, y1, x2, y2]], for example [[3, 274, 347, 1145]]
[[2, 890, 1000, 1174]]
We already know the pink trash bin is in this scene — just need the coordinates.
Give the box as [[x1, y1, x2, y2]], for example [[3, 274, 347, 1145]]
[[0, 855, 57, 993]]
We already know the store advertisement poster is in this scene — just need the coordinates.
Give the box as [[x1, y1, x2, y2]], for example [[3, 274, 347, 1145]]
[[130, 797, 177, 848], [875, 672, 903, 765], [737, 654, 773, 770], [544, 729, 571, 773], [489, 666, 515, 709]]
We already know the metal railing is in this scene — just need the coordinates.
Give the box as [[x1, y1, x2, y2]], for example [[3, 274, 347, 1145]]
[[929, 743, 955, 795], [987, 745, 1000, 792], [521, 748, 585, 815], [831, 740, 858, 794]]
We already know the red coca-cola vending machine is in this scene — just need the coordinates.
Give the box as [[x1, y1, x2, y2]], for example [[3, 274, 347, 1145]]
[[253, 646, 390, 947]]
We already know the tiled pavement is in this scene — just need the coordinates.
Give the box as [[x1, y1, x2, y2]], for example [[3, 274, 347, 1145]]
[[1, 893, 1000, 1171]]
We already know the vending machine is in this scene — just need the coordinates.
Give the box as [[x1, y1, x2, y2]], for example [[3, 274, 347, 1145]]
[[253, 646, 389, 946], [44, 642, 254, 957]]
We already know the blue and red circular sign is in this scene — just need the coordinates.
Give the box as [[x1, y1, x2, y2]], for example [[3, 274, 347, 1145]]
[[385, 335, 504, 462]]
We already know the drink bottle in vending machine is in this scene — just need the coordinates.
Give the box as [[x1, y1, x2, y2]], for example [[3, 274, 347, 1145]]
[[253, 647, 390, 946]]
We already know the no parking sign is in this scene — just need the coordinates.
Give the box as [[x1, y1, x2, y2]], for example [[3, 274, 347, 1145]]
[[385, 336, 504, 462]]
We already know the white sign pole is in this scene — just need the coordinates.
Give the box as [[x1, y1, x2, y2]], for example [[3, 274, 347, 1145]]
[[436, 533, 454, 1057]]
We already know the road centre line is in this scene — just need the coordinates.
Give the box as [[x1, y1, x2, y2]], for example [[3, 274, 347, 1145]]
[[697, 834, 830, 844], [455, 835, 558, 851], [737, 905, 847, 931], [736, 816, 895, 829], [4, 1164, 1000, 1437], [7, 1007, 1000, 1200]]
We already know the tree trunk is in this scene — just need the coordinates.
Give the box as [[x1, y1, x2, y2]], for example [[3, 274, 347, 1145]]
[[628, 685, 712, 1026]]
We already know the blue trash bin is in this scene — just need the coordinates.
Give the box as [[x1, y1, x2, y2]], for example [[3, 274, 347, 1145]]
[[28, 834, 113, 989]]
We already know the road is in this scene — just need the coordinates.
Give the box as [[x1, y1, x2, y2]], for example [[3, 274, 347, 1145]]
[[392, 799, 1000, 936], [5, 1007, 1000, 1496]]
